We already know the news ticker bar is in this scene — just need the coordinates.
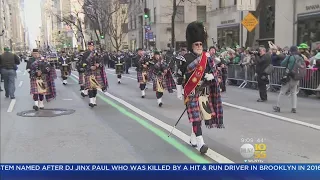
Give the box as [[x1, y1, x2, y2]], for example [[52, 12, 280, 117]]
[[1, 164, 320, 171]]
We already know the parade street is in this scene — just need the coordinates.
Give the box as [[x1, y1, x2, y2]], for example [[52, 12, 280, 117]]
[[1, 63, 320, 163]]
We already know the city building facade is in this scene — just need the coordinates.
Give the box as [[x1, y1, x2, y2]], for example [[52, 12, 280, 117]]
[[128, 0, 209, 51], [0, 0, 26, 53], [41, 0, 75, 51], [275, 0, 320, 49]]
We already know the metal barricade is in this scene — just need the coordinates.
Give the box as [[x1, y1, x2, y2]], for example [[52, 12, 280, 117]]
[[227, 64, 320, 92]]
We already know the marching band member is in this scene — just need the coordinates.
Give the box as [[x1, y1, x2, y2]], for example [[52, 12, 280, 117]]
[[30, 55, 56, 110], [115, 52, 125, 84], [152, 51, 176, 107], [175, 48, 187, 100], [26, 49, 39, 77], [83, 41, 108, 107], [179, 21, 224, 154], [58, 51, 71, 85], [135, 48, 149, 98], [76, 50, 88, 97]]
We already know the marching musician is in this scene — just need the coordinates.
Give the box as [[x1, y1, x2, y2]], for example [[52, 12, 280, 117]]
[[83, 41, 108, 107], [115, 52, 125, 84], [76, 50, 88, 97], [30, 55, 56, 111], [175, 48, 187, 100], [26, 49, 39, 78], [179, 21, 224, 154], [58, 51, 71, 85], [152, 51, 176, 107], [134, 48, 149, 98]]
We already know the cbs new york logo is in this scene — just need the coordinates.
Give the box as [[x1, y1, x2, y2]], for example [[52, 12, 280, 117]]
[[240, 143, 266, 163]]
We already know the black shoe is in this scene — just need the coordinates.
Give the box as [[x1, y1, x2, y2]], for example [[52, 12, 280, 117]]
[[89, 103, 94, 108], [10, 96, 15, 99], [118, 81, 121, 84], [94, 104, 97, 106], [273, 106, 280, 112], [81, 92, 86, 97], [199, 145, 208, 154], [33, 105, 39, 111], [291, 108, 296, 113], [158, 102, 163, 107], [141, 96, 145, 98]]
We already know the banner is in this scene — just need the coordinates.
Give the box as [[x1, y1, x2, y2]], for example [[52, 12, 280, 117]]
[[1, 164, 320, 180]]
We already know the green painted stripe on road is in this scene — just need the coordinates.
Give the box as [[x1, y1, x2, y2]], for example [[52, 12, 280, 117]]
[[70, 76, 211, 163]]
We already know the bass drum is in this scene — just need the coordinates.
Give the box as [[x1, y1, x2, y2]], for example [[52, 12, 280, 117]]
[[115, 63, 124, 74]]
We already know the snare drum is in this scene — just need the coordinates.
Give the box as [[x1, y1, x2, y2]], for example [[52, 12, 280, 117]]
[[115, 63, 124, 74], [62, 64, 70, 76]]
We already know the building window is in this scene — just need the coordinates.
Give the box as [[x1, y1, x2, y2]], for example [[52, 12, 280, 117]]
[[234, 0, 237, 5], [175, 6, 184, 22], [197, 6, 206, 22], [217, 26, 240, 47], [219, 0, 225, 8], [154, 7, 156, 23], [297, 15, 320, 49]]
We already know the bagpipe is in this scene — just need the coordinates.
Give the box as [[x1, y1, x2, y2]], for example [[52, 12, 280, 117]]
[[35, 61, 50, 94], [155, 66, 167, 93], [140, 56, 150, 83]]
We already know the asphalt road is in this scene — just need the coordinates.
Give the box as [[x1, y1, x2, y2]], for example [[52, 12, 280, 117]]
[[1, 63, 319, 163]]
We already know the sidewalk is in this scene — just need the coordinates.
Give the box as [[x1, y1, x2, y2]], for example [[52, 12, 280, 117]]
[[222, 85, 320, 126]]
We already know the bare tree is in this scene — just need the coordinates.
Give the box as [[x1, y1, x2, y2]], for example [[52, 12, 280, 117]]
[[105, 1, 129, 51], [171, 0, 199, 51], [82, 0, 119, 50], [50, 4, 87, 49], [52, 30, 68, 49]]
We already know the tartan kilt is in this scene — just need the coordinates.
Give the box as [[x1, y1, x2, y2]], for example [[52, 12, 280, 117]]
[[30, 76, 51, 95], [185, 88, 215, 123], [84, 71, 104, 89], [137, 71, 144, 83], [78, 73, 85, 85], [51, 67, 57, 79]]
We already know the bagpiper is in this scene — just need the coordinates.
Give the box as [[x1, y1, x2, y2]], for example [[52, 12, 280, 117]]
[[30, 51, 56, 110], [82, 41, 108, 107], [152, 51, 176, 107], [115, 52, 125, 84], [76, 50, 88, 97], [58, 51, 71, 85], [135, 48, 149, 98], [179, 21, 224, 154]]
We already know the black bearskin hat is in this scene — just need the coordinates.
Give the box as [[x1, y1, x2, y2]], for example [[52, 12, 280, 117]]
[[186, 21, 207, 51], [32, 49, 39, 53], [154, 51, 160, 55], [88, 41, 94, 46]]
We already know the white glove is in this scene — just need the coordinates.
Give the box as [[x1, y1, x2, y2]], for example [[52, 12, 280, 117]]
[[27, 69, 30, 72], [204, 73, 214, 81]]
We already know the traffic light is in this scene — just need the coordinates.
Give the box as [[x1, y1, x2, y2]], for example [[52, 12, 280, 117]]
[[144, 8, 150, 18]]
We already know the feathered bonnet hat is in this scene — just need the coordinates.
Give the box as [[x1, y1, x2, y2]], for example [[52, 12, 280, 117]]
[[186, 21, 207, 51]]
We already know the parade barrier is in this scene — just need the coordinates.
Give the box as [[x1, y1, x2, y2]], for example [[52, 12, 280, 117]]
[[227, 64, 320, 92]]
